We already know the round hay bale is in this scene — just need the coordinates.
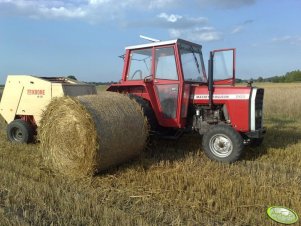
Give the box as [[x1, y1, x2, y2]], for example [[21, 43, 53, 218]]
[[39, 92, 149, 178]]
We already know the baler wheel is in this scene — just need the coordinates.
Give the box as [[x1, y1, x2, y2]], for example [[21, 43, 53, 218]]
[[7, 119, 34, 144], [202, 124, 244, 163]]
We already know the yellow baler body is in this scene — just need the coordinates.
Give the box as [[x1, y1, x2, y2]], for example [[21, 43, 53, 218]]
[[0, 75, 96, 126]]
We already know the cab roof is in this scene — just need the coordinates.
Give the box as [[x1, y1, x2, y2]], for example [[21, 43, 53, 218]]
[[125, 39, 202, 50]]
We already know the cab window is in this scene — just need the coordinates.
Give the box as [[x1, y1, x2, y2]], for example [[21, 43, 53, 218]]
[[213, 50, 234, 80], [155, 47, 178, 80], [127, 48, 152, 80], [180, 44, 206, 82]]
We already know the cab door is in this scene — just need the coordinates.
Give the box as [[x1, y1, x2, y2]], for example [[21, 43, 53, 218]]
[[211, 48, 236, 85], [151, 46, 182, 128]]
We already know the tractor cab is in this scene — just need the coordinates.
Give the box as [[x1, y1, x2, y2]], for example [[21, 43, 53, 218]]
[[109, 39, 235, 129]]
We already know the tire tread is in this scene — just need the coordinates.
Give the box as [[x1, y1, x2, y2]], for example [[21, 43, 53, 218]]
[[7, 119, 34, 143]]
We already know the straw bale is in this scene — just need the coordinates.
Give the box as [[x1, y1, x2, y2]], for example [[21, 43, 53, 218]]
[[39, 92, 148, 178]]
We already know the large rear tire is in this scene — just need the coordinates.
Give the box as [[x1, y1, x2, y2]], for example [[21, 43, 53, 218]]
[[128, 95, 159, 132], [202, 124, 244, 163], [7, 119, 34, 143]]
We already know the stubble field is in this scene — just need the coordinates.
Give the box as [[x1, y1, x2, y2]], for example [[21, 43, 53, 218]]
[[0, 83, 301, 225]]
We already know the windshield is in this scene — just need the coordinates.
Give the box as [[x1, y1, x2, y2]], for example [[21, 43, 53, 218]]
[[127, 48, 152, 80], [180, 44, 207, 82]]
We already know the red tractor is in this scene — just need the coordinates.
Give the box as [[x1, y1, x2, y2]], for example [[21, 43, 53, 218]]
[[108, 38, 266, 163]]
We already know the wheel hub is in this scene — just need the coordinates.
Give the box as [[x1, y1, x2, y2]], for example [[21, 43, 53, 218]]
[[209, 134, 233, 158], [11, 127, 24, 141]]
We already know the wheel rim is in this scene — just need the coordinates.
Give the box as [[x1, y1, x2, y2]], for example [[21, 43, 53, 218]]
[[209, 134, 233, 158], [11, 127, 24, 142]]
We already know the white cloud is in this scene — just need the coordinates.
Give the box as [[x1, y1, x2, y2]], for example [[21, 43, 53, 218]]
[[272, 36, 292, 42], [88, 0, 111, 5], [169, 27, 222, 42], [231, 20, 254, 34], [0, 0, 256, 22], [158, 13, 182, 23], [0, 0, 182, 21], [0, 0, 244, 42], [124, 12, 208, 32], [231, 25, 244, 34], [193, 27, 222, 41], [149, 13, 221, 42], [38, 6, 87, 19], [147, 0, 181, 9], [0, 0, 173, 21], [169, 29, 182, 37], [196, 0, 256, 9], [154, 13, 207, 29], [0, 0, 89, 19], [272, 35, 301, 45]]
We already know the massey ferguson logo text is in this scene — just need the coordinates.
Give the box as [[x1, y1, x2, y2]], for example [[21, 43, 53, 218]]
[[192, 94, 250, 100], [27, 89, 45, 95]]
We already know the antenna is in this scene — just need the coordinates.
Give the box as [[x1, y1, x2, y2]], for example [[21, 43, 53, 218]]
[[139, 35, 161, 42]]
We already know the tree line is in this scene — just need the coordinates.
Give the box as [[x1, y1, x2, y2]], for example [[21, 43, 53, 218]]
[[237, 70, 301, 83], [66, 75, 115, 85]]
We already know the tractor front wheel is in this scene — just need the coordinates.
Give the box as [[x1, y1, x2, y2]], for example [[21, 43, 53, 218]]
[[202, 125, 244, 163], [7, 119, 34, 144]]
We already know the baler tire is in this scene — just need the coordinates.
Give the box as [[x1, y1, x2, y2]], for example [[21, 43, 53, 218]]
[[7, 119, 34, 144], [202, 124, 244, 163]]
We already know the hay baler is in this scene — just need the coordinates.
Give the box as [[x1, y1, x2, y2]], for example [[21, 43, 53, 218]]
[[0, 75, 96, 143], [108, 38, 266, 163]]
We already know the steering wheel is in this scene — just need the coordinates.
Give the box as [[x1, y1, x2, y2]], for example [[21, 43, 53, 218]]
[[131, 70, 143, 80]]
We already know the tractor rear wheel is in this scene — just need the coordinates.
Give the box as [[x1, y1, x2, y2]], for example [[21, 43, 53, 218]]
[[202, 124, 243, 163], [7, 119, 34, 143], [128, 95, 159, 132]]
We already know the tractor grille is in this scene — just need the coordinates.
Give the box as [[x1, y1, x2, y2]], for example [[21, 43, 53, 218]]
[[255, 88, 264, 129]]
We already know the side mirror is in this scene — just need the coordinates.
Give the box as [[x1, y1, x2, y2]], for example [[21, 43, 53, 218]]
[[144, 75, 153, 83]]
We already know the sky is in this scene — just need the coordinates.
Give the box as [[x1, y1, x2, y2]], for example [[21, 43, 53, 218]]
[[0, 0, 300, 83]]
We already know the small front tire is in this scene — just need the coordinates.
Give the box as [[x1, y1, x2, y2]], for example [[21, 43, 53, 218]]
[[7, 119, 33, 144], [202, 125, 244, 163]]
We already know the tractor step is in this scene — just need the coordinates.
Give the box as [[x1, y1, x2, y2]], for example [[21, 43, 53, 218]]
[[152, 129, 184, 140]]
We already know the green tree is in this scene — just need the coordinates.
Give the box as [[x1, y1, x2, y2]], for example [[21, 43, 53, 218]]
[[67, 75, 77, 80], [285, 70, 301, 82], [257, 76, 264, 82]]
